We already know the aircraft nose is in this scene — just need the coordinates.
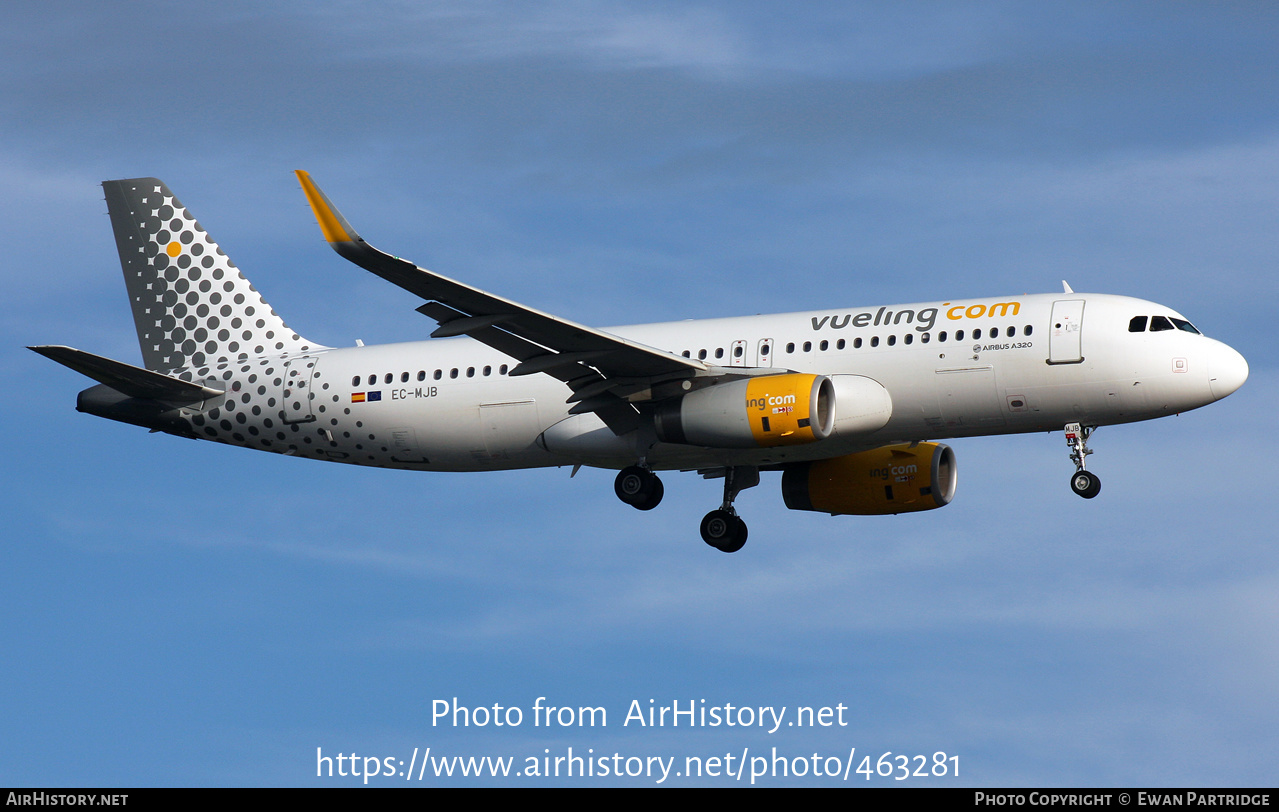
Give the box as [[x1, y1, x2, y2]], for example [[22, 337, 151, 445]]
[[1209, 342, 1249, 401]]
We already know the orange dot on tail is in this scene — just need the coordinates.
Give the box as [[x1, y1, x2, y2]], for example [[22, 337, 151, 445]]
[[166, 241, 181, 257]]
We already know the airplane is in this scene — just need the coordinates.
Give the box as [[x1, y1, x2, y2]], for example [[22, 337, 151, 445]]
[[31, 173, 1250, 553]]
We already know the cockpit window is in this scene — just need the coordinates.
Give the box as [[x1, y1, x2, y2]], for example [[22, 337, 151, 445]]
[[1131, 314, 1202, 335]]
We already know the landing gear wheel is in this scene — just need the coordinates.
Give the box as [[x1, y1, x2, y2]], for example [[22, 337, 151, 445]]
[[700, 509, 748, 553], [632, 477, 663, 511], [1070, 470, 1101, 499], [1063, 423, 1101, 499], [615, 466, 662, 510]]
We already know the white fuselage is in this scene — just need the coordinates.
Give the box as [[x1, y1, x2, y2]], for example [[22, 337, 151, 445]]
[[181, 292, 1246, 473]]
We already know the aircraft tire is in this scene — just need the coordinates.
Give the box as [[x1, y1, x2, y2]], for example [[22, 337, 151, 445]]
[[632, 477, 664, 511], [1070, 470, 1101, 499], [700, 509, 747, 553], [615, 466, 658, 507]]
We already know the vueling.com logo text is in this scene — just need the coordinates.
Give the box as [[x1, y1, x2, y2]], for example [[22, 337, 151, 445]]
[[746, 393, 797, 411], [943, 301, 1021, 320], [809, 300, 1022, 333]]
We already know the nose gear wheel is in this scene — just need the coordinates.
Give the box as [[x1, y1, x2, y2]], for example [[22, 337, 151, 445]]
[[1064, 423, 1101, 499], [1070, 470, 1101, 498]]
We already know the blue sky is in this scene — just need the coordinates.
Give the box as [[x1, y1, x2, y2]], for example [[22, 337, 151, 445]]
[[3, 1, 1276, 786]]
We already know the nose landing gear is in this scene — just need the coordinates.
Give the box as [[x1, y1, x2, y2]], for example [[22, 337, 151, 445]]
[[1065, 422, 1101, 499]]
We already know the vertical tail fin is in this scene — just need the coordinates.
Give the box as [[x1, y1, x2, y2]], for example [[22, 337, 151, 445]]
[[103, 178, 317, 372]]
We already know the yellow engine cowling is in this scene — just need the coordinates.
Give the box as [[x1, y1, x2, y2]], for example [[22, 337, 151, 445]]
[[781, 442, 957, 515], [654, 373, 835, 448]]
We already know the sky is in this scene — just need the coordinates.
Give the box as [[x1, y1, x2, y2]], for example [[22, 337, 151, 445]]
[[2, 1, 1276, 787]]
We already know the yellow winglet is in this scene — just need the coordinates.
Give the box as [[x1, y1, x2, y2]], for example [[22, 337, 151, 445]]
[[295, 170, 356, 244]]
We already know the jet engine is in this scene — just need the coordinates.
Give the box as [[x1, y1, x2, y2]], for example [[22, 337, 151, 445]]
[[653, 373, 892, 449], [781, 442, 956, 515]]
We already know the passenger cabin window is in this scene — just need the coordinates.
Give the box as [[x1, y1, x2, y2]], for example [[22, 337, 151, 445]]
[[1129, 316, 1148, 332]]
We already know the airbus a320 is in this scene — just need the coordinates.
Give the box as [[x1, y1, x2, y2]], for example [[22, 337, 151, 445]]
[[32, 174, 1249, 552]]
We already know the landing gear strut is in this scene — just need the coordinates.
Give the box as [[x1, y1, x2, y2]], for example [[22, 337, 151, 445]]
[[700, 467, 758, 553], [615, 465, 664, 511], [1064, 422, 1101, 499]]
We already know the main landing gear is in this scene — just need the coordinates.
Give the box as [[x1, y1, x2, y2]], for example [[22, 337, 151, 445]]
[[614, 465, 664, 511], [613, 464, 758, 553], [1064, 422, 1101, 499], [699, 467, 758, 554]]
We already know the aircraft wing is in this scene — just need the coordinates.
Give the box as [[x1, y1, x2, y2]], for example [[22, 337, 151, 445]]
[[296, 171, 712, 430]]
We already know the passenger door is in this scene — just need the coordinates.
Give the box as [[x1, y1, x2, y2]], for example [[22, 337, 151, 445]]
[[1048, 300, 1085, 364]]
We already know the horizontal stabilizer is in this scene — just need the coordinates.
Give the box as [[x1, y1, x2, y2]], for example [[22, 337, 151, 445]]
[[29, 345, 223, 405]]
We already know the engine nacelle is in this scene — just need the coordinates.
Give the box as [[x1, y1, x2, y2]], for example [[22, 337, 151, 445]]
[[825, 374, 894, 438], [654, 375, 895, 450], [781, 442, 957, 515], [654, 373, 892, 449], [655, 373, 835, 448]]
